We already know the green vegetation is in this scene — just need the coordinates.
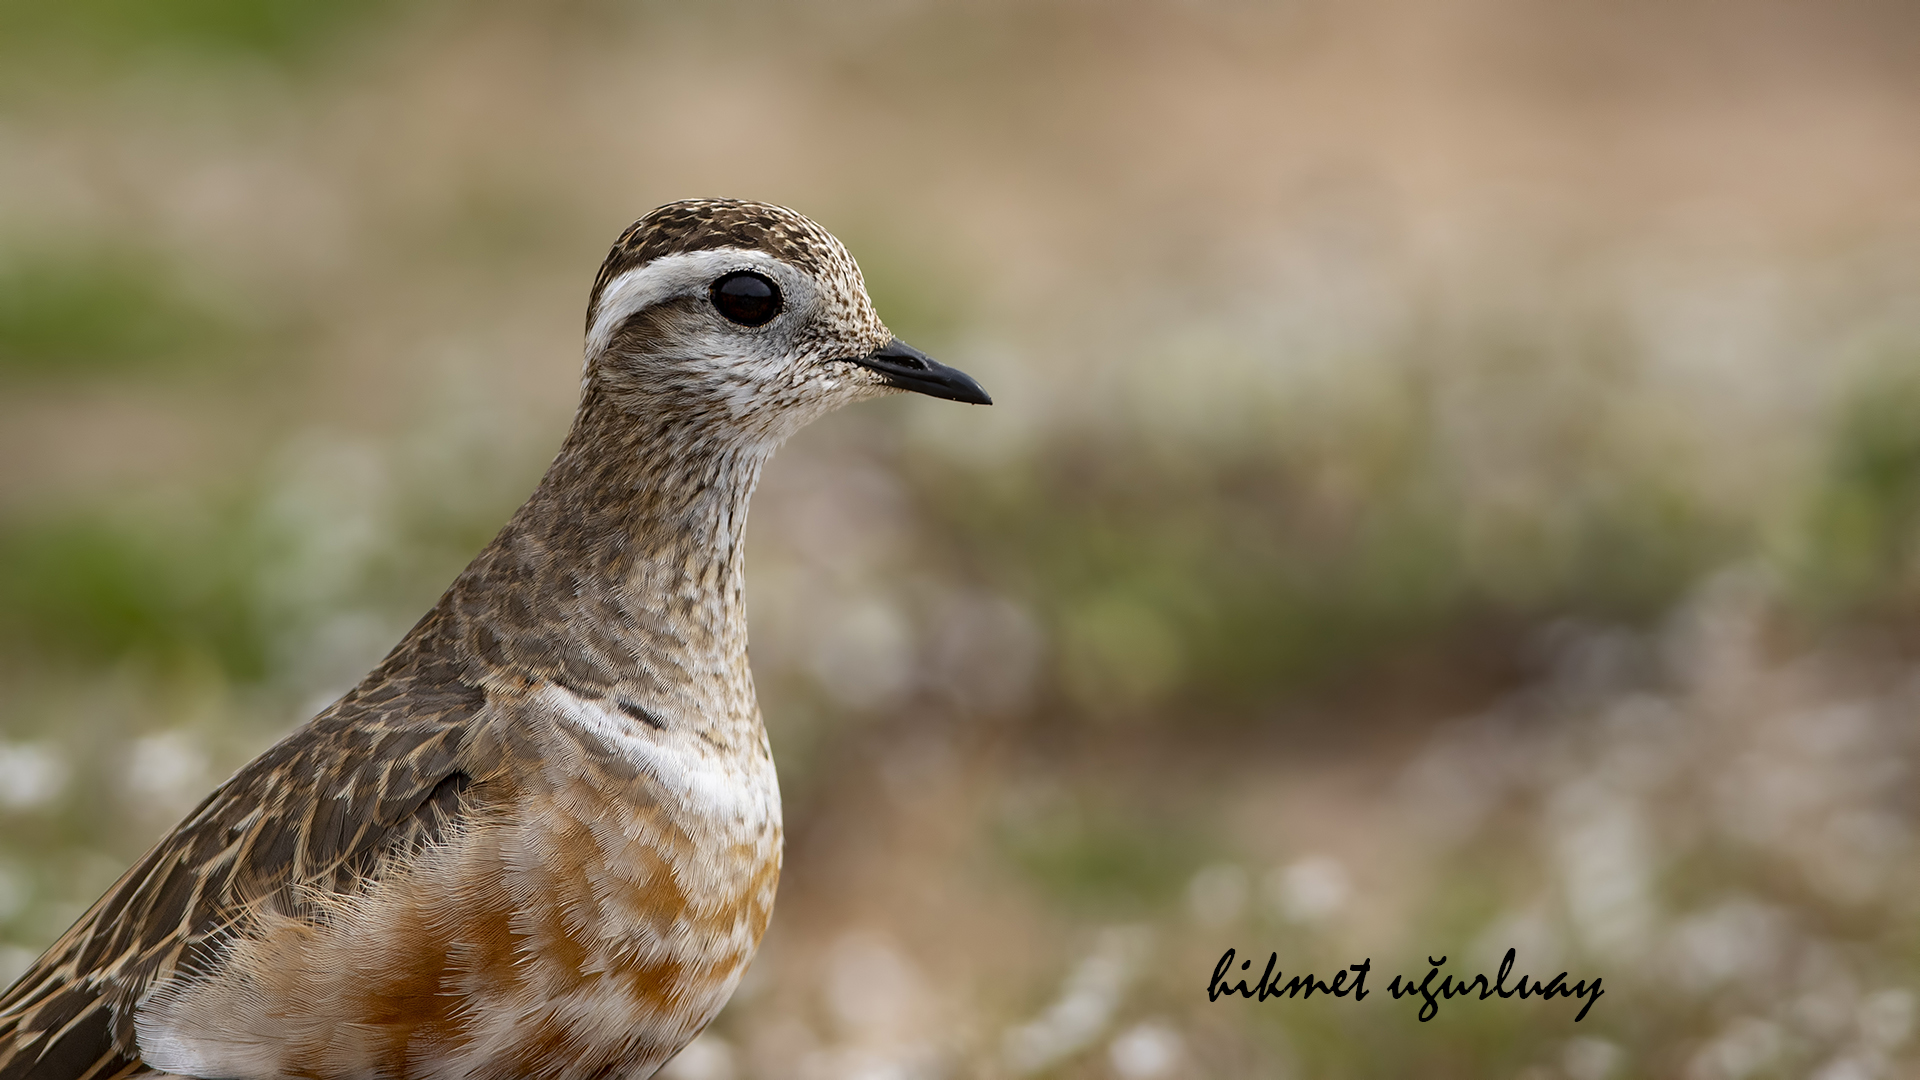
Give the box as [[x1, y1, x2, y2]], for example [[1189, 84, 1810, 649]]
[[999, 790, 1212, 914], [1796, 353, 1920, 610], [0, 251, 240, 380], [0, 510, 271, 678], [914, 430, 1739, 714], [0, 0, 406, 64]]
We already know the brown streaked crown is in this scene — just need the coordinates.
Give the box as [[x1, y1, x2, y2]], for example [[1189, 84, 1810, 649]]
[[585, 199, 854, 334]]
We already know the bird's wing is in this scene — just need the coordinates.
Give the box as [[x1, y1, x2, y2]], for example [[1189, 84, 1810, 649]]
[[0, 650, 490, 1080]]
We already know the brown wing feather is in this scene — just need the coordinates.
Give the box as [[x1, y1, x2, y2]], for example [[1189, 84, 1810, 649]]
[[0, 618, 491, 1080]]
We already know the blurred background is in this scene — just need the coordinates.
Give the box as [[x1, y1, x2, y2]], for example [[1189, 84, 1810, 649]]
[[3, 1, 1920, 1077]]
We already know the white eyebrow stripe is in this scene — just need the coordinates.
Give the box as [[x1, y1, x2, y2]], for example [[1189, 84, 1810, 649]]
[[585, 248, 782, 360]]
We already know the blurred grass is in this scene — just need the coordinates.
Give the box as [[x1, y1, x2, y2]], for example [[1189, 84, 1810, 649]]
[[914, 426, 1739, 715], [1794, 352, 1920, 612], [0, 0, 407, 66], [0, 511, 270, 677], [998, 789, 1214, 916], [0, 250, 244, 380]]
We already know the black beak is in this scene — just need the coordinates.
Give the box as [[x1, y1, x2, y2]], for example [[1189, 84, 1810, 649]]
[[848, 338, 992, 405]]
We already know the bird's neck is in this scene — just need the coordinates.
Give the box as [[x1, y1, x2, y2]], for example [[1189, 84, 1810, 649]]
[[436, 383, 774, 734]]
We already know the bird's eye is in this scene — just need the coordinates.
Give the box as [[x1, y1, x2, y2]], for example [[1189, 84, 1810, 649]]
[[710, 271, 782, 327]]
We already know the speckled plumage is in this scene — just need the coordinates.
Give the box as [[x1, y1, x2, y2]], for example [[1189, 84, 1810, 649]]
[[0, 199, 987, 1080]]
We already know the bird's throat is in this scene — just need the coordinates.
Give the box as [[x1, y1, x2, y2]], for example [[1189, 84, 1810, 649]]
[[435, 384, 772, 733]]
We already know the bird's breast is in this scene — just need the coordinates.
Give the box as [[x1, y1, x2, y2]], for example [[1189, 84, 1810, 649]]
[[526, 682, 785, 953], [482, 684, 786, 1074]]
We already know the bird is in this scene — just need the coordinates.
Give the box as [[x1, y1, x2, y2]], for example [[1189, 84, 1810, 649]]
[[0, 198, 991, 1080]]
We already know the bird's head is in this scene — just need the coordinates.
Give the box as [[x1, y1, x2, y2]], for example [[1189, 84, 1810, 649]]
[[580, 199, 990, 446]]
